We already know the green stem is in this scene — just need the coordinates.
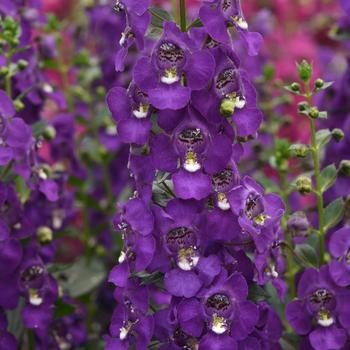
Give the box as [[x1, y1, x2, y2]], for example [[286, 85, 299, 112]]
[[279, 170, 296, 298], [179, 0, 186, 32], [306, 85, 325, 265], [5, 51, 13, 98], [171, 0, 179, 24]]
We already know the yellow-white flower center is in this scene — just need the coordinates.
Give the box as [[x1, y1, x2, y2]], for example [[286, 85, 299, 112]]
[[184, 151, 201, 173], [133, 104, 149, 119], [217, 192, 230, 211], [211, 314, 228, 334], [161, 67, 179, 85]]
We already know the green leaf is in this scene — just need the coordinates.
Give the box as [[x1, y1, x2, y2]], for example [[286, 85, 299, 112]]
[[324, 198, 345, 231], [248, 284, 269, 302], [6, 298, 24, 340], [54, 299, 75, 318], [31, 120, 48, 138], [149, 7, 172, 28], [320, 164, 337, 192], [294, 244, 318, 268], [316, 129, 332, 149], [53, 258, 106, 298], [15, 177, 31, 204]]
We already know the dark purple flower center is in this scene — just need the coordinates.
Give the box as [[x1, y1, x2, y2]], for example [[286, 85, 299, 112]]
[[113, 0, 125, 12], [222, 0, 232, 11], [245, 193, 264, 219], [173, 327, 198, 349], [215, 68, 240, 96], [166, 227, 196, 253], [309, 289, 333, 306], [20, 265, 45, 289], [178, 128, 204, 147], [156, 41, 185, 69], [212, 168, 234, 192], [206, 293, 231, 312]]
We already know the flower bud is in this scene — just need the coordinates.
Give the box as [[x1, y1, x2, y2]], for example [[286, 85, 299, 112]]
[[315, 78, 324, 89], [14, 99, 25, 112], [287, 212, 309, 237], [290, 82, 301, 92], [43, 125, 56, 140], [0, 66, 9, 76], [37, 226, 53, 243], [296, 175, 312, 195], [297, 60, 312, 83], [339, 160, 350, 177], [309, 107, 319, 119], [17, 59, 28, 70], [220, 98, 235, 118], [331, 128, 344, 143], [290, 144, 308, 158]]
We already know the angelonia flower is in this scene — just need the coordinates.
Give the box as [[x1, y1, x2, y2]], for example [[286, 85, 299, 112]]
[[106, 1, 286, 348], [0, 2, 88, 348]]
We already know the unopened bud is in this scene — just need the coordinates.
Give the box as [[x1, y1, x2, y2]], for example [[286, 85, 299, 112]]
[[309, 107, 319, 119], [332, 128, 344, 143], [14, 99, 24, 112], [17, 59, 28, 70], [43, 125, 56, 140], [220, 98, 235, 118], [0, 66, 9, 76], [37, 226, 53, 243], [315, 78, 324, 89], [296, 176, 312, 195], [339, 160, 350, 177], [291, 144, 308, 158], [290, 82, 301, 92]]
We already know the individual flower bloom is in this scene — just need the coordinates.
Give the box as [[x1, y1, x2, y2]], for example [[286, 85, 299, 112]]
[[0, 308, 16, 350], [211, 160, 240, 211], [0, 92, 32, 165], [286, 266, 350, 350], [239, 301, 282, 350], [105, 279, 154, 349], [108, 218, 155, 288], [192, 53, 263, 137], [106, 84, 153, 145], [133, 22, 215, 110], [228, 176, 284, 252], [154, 199, 220, 292], [287, 211, 309, 244], [254, 231, 287, 301], [155, 308, 201, 350], [113, 0, 151, 71], [199, 0, 263, 56], [151, 108, 233, 200], [329, 227, 350, 287], [199, 272, 259, 348]]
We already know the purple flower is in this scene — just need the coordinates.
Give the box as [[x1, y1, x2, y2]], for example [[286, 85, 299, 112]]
[[133, 22, 215, 110], [329, 227, 350, 287], [228, 176, 285, 252], [106, 84, 152, 145], [286, 266, 350, 350], [199, 0, 263, 56]]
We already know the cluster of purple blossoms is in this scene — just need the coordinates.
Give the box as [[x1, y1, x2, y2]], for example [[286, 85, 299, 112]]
[[105, 1, 286, 349], [0, 2, 88, 349]]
